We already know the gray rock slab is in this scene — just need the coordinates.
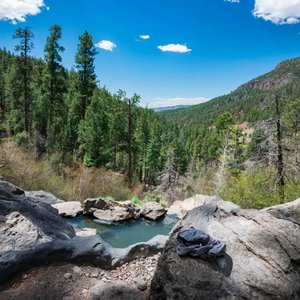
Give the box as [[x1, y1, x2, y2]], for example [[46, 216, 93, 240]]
[[25, 190, 64, 205], [141, 202, 167, 221], [52, 201, 83, 217], [150, 200, 300, 300]]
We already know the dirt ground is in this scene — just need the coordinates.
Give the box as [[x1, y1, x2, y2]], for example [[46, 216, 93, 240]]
[[0, 254, 160, 300]]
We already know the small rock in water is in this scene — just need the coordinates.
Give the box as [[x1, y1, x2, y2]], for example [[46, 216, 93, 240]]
[[63, 273, 72, 280]]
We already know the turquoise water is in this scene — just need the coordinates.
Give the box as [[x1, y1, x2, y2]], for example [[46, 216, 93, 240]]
[[66, 215, 177, 248]]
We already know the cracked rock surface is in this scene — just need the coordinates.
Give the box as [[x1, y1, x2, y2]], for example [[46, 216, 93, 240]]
[[83, 198, 140, 223], [150, 200, 300, 300]]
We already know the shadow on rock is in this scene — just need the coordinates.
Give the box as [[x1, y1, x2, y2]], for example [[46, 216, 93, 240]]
[[90, 280, 145, 300], [212, 254, 233, 277]]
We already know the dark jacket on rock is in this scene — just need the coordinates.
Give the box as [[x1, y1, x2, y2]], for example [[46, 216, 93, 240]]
[[176, 227, 226, 260]]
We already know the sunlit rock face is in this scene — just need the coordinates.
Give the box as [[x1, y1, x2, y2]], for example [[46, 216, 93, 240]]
[[83, 198, 141, 223], [52, 201, 83, 217], [150, 198, 300, 300]]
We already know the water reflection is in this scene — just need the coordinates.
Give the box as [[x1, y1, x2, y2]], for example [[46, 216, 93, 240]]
[[66, 214, 178, 248]]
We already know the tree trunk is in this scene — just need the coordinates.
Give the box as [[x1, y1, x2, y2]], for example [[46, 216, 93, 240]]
[[0, 90, 4, 121], [275, 95, 285, 202], [128, 99, 133, 187], [24, 35, 29, 133]]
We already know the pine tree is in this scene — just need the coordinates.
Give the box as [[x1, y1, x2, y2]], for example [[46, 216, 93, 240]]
[[75, 31, 97, 119], [13, 26, 34, 133], [78, 89, 110, 167], [0, 52, 6, 125], [134, 108, 151, 182], [283, 98, 300, 138], [4, 56, 24, 135], [215, 112, 234, 134], [274, 94, 285, 201], [147, 118, 163, 184], [158, 146, 177, 190], [110, 91, 127, 169], [123, 93, 140, 187], [43, 24, 66, 151], [172, 138, 188, 176], [31, 58, 47, 154], [64, 70, 82, 153]]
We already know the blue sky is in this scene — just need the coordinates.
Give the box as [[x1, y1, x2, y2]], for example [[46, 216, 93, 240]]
[[1, 0, 300, 107]]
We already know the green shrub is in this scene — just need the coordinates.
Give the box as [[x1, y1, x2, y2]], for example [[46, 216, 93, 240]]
[[14, 132, 30, 146], [131, 196, 142, 205], [0, 140, 132, 203], [159, 200, 168, 208], [219, 167, 300, 209], [144, 192, 164, 203]]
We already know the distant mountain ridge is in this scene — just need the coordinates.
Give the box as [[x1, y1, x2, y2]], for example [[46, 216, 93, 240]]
[[161, 57, 300, 127], [153, 105, 191, 112]]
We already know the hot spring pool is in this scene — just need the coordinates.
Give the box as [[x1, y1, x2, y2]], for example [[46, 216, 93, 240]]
[[66, 215, 178, 248]]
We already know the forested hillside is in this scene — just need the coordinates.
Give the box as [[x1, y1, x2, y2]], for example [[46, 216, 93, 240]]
[[162, 58, 300, 125], [161, 58, 300, 207], [0, 26, 176, 190], [0, 25, 300, 209]]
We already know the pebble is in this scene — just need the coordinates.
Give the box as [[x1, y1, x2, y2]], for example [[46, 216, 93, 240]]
[[90, 271, 99, 278], [73, 266, 82, 275], [134, 277, 147, 291], [63, 273, 72, 280], [82, 289, 89, 297]]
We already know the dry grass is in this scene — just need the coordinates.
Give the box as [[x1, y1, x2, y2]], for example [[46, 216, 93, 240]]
[[0, 140, 132, 202]]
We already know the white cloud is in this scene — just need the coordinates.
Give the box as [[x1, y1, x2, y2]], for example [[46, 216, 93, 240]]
[[149, 97, 209, 108], [140, 34, 150, 40], [253, 0, 300, 25], [95, 40, 117, 51], [157, 44, 192, 53], [0, 0, 47, 23], [224, 0, 240, 3]]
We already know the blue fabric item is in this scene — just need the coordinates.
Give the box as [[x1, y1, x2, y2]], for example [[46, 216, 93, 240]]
[[176, 227, 226, 260]]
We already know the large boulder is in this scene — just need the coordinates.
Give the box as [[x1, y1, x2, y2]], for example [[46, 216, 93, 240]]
[[141, 202, 167, 221], [167, 194, 239, 218], [26, 190, 83, 217], [262, 198, 300, 226], [150, 198, 300, 300], [0, 180, 75, 244], [84, 198, 140, 223], [25, 190, 64, 205], [0, 212, 52, 252], [52, 201, 83, 217], [0, 180, 24, 198]]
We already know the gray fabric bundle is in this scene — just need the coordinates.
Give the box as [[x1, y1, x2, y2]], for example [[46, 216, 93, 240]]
[[176, 227, 226, 260]]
